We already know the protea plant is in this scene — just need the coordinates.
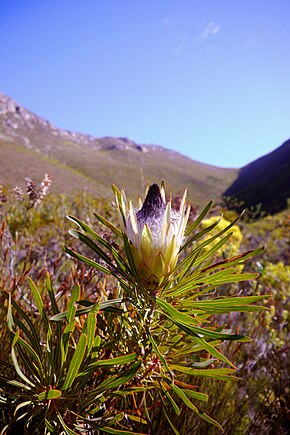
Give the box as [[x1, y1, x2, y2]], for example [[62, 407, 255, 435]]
[[60, 181, 267, 432], [0, 181, 269, 434], [114, 181, 190, 293]]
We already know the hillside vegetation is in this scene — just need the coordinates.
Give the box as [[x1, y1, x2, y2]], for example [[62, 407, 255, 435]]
[[0, 178, 289, 434], [0, 92, 237, 202]]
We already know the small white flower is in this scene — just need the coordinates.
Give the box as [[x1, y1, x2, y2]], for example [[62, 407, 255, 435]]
[[115, 182, 190, 291]]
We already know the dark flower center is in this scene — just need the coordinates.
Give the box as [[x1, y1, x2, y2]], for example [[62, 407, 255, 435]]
[[136, 184, 166, 224]]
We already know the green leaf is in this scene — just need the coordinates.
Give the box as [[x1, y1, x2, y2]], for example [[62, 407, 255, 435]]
[[159, 382, 180, 415], [38, 389, 62, 401], [0, 377, 32, 391], [60, 286, 82, 368], [161, 405, 180, 435], [2, 291, 42, 355], [84, 311, 97, 355], [94, 211, 123, 238], [165, 379, 199, 412], [190, 358, 216, 368], [68, 229, 123, 277], [190, 335, 236, 369], [165, 379, 223, 430], [14, 400, 32, 414], [148, 334, 172, 376], [63, 246, 114, 276], [7, 293, 14, 331], [170, 268, 258, 297], [190, 232, 233, 268], [13, 333, 43, 372], [92, 335, 101, 359], [176, 320, 251, 342], [78, 353, 137, 376], [67, 284, 81, 323], [184, 200, 213, 237], [170, 364, 238, 381], [51, 299, 122, 322], [157, 298, 249, 341], [100, 298, 124, 310], [67, 215, 131, 279], [182, 295, 269, 314], [165, 268, 238, 297], [182, 389, 208, 402], [124, 414, 148, 425], [11, 331, 35, 388], [201, 247, 265, 273], [89, 362, 141, 397], [28, 278, 51, 336], [100, 427, 146, 435], [62, 333, 87, 390], [174, 232, 232, 279], [197, 412, 224, 430], [45, 419, 56, 432], [45, 272, 59, 315], [46, 272, 63, 371], [108, 386, 149, 396], [182, 214, 221, 253], [51, 304, 96, 322], [156, 297, 200, 326], [123, 234, 143, 287], [57, 412, 79, 435], [176, 212, 247, 279]]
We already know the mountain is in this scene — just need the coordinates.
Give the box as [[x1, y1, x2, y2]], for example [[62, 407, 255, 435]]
[[0, 92, 237, 203], [223, 139, 290, 215]]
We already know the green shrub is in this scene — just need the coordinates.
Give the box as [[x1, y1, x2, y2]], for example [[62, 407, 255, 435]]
[[1, 180, 285, 434]]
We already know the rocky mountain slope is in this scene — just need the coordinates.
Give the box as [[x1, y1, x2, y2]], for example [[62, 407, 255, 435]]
[[0, 92, 237, 203], [223, 139, 290, 215]]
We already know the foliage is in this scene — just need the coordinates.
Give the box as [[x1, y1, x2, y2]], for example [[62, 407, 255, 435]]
[[0, 274, 143, 434], [0, 179, 288, 434], [200, 215, 243, 258]]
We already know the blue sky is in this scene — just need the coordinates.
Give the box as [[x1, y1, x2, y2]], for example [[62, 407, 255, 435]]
[[1, 0, 289, 167]]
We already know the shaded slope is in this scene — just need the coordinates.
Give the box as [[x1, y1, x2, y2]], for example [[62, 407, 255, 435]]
[[223, 139, 290, 215]]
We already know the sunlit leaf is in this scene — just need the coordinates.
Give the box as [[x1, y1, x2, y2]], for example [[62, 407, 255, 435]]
[[148, 334, 172, 376], [62, 333, 87, 391], [11, 331, 35, 388], [78, 353, 137, 376], [170, 364, 238, 381], [38, 389, 62, 401]]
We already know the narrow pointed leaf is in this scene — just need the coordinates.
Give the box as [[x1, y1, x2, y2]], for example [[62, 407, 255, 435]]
[[170, 364, 238, 381], [38, 389, 62, 401], [62, 333, 87, 391], [191, 335, 236, 368], [100, 427, 146, 435], [159, 382, 180, 415], [28, 278, 51, 334], [148, 334, 172, 376], [156, 297, 200, 326], [63, 246, 114, 276], [57, 412, 79, 435], [94, 211, 123, 237], [184, 200, 213, 237], [11, 332, 35, 387], [78, 353, 137, 376]]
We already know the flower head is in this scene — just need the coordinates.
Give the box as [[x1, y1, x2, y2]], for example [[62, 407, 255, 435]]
[[114, 182, 190, 291]]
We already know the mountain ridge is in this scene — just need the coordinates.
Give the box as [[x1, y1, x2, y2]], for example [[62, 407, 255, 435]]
[[0, 92, 237, 202]]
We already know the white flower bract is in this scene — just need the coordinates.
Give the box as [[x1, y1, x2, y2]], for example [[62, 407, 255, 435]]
[[114, 182, 190, 290]]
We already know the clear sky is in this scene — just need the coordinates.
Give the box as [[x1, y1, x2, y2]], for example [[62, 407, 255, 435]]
[[1, 0, 289, 168]]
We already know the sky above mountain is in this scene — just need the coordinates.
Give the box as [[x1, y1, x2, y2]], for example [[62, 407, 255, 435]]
[[1, 0, 289, 168]]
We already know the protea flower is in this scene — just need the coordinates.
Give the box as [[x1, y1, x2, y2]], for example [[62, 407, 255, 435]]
[[114, 182, 191, 291]]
